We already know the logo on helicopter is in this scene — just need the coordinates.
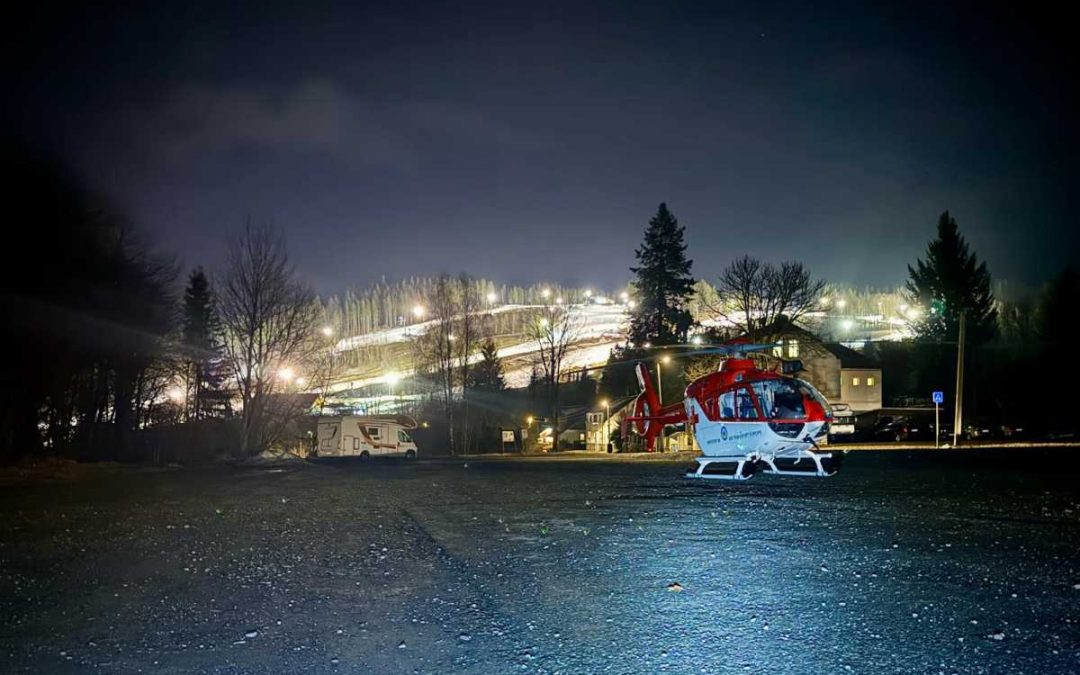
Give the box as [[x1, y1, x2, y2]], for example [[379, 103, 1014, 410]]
[[720, 425, 728, 441]]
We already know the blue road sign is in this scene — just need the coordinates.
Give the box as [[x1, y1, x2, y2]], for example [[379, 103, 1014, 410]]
[[932, 391, 944, 405]]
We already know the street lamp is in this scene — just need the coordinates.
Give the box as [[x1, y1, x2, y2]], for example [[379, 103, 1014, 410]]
[[321, 325, 334, 337], [657, 355, 671, 404], [385, 371, 401, 413], [836, 298, 847, 310], [656, 355, 672, 452], [691, 335, 703, 346], [412, 305, 426, 320], [486, 291, 498, 304], [541, 288, 551, 299]]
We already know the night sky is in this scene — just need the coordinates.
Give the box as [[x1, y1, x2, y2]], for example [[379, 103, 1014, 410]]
[[6, 1, 1076, 295]]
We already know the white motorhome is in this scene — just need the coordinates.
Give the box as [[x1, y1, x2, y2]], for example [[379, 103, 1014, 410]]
[[315, 415, 419, 459]]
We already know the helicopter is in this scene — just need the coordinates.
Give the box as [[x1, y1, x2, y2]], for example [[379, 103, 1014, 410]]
[[622, 343, 844, 480]]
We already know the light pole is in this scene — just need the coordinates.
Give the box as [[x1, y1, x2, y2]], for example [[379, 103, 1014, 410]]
[[601, 398, 610, 452], [656, 355, 671, 405], [657, 355, 671, 452], [952, 311, 966, 447]]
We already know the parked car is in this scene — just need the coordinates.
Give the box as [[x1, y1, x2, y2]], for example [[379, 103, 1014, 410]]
[[963, 417, 1025, 440], [871, 416, 947, 442], [828, 403, 857, 443]]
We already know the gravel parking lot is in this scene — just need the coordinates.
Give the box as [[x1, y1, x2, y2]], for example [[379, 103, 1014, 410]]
[[2, 449, 1079, 674]]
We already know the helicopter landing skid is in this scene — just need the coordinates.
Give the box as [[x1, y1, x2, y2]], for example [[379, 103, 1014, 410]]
[[686, 449, 842, 480], [685, 456, 759, 480], [759, 449, 839, 477]]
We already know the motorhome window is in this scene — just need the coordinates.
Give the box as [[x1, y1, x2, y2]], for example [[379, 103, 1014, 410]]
[[352, 438, 359, 450], [366, 427, 381, 438], [398, 430, 411, 443]]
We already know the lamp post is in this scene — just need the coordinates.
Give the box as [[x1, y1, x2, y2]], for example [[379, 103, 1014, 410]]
[[656, 355, 671, 405], [601, 398, 610, 452], [657, 355, 671, 452], [952, 311, 966, 447]]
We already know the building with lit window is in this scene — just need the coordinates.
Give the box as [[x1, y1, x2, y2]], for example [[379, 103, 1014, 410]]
[[749, 323, 883, 413]]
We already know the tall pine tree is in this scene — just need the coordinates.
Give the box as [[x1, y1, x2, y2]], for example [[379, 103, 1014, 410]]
[[181, 267, 224, 419], [629, 203, 695, 345], [906, 211, 996, 343], [468, 338, 505, 391]]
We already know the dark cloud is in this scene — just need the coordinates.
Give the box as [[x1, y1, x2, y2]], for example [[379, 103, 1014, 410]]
[[6, 1, 1076, 294]]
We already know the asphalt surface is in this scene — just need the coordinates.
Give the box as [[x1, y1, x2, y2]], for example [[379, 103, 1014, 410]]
[[1, 449, 1079, 674]]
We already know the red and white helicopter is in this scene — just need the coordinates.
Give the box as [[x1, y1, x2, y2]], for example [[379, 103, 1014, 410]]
[[623, 343, 844, 480]]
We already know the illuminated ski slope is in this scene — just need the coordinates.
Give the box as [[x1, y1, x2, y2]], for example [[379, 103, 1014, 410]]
[[325, 303, 629, 394]]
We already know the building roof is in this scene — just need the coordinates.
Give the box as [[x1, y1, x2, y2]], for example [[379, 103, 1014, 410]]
[[732, 318, 881, 370], [820, 342, 880, 369]]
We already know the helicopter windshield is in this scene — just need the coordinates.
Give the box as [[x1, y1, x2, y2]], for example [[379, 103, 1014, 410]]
[[753, 380, 805, 420], [796, 380, 832, 417], [703, 377, 828, 422]]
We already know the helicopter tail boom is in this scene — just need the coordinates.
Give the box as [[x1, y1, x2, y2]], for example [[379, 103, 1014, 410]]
[[622, 362, 688, 451]]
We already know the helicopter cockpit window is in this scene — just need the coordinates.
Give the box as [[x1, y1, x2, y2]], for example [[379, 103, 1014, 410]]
[[736, 387, 759, 419], [754, 380, 805, 419], [796, 381, 832, 416], [717, 390, 735, 419]]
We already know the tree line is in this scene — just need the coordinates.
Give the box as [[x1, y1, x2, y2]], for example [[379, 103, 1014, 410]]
[[607, 204, 1078, 439]]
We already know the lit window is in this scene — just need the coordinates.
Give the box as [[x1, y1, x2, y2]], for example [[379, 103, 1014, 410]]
[[867, 377, 876, 387], [852, 377, 860, 386], [787, 339, 800, 358]]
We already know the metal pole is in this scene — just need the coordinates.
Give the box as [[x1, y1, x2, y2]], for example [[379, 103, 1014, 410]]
[[655, 361, 665, 452], [952, 311, 966, 447], [656, 361, 663, 406], [605, 402, 610, 452], [935, 402, 940, 449]]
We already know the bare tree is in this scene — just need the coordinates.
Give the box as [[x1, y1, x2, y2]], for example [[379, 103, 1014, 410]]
[[413, 275, 459, 453], [218, 222, 316, 456], [528, 304, 584, 451], [711, 256, 825, 340], [455, 275, 484, 452]]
